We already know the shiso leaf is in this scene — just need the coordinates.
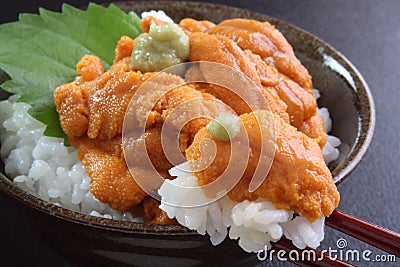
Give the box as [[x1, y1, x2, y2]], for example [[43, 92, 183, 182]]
[[0, 3, 142, 138]]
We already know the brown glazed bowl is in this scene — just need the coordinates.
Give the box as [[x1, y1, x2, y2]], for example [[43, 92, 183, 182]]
[[0, 1, 375, 266]]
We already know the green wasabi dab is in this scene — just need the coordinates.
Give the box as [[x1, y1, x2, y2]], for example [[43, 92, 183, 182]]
[[131, 23, 189, 72], [207, 114, 241, 141]]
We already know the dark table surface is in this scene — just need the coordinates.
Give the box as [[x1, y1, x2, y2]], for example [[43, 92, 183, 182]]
[[0, 0, 399, 266]]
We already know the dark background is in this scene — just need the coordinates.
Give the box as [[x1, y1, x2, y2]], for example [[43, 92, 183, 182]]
[[0, 0, 399, 266]]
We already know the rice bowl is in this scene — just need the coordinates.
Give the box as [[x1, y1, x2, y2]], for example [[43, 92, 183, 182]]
[[1, 8, 340, 254], [0, 1, 375, 266]]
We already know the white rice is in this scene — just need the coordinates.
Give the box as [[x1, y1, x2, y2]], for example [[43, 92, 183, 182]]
[[0, 97, 142, 222], [159, 165, 325, 253], [141, 10, 174, 23], [314, 88, 341, 164]]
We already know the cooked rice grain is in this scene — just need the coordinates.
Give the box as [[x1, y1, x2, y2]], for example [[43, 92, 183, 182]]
[[0, 97, 142, 222]]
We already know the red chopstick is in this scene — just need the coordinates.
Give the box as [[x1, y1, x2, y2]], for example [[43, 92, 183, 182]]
[[272, 238, 356, 267], [326, 210, 400, 257]]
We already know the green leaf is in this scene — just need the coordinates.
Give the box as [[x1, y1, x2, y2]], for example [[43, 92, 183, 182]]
[[0, 3, 142, 139]]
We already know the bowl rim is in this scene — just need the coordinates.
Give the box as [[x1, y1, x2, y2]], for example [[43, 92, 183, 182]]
[[327, 51, 376, 185], [0, 0, 375, 234]]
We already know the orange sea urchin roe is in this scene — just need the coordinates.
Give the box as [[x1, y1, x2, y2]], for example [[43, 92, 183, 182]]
[[187, 30, 326, 147], [179, 18, 216, 33], [70, 136, 147, 211], [186, 112, 339, 222], [143, 197, 177, 224], [206, 18, 313, 90], [76, 54, 104, 82], [54, 83, 89, 138], [113, 36, 136, 63], [54, 15, 337, 219], [54, 40, 154, 211]]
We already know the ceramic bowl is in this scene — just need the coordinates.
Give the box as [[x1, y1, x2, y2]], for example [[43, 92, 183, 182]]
[[0, 1, 375, 266]]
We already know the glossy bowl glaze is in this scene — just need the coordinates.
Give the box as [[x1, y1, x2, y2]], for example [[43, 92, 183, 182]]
[[0, 1, 375, 266]]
